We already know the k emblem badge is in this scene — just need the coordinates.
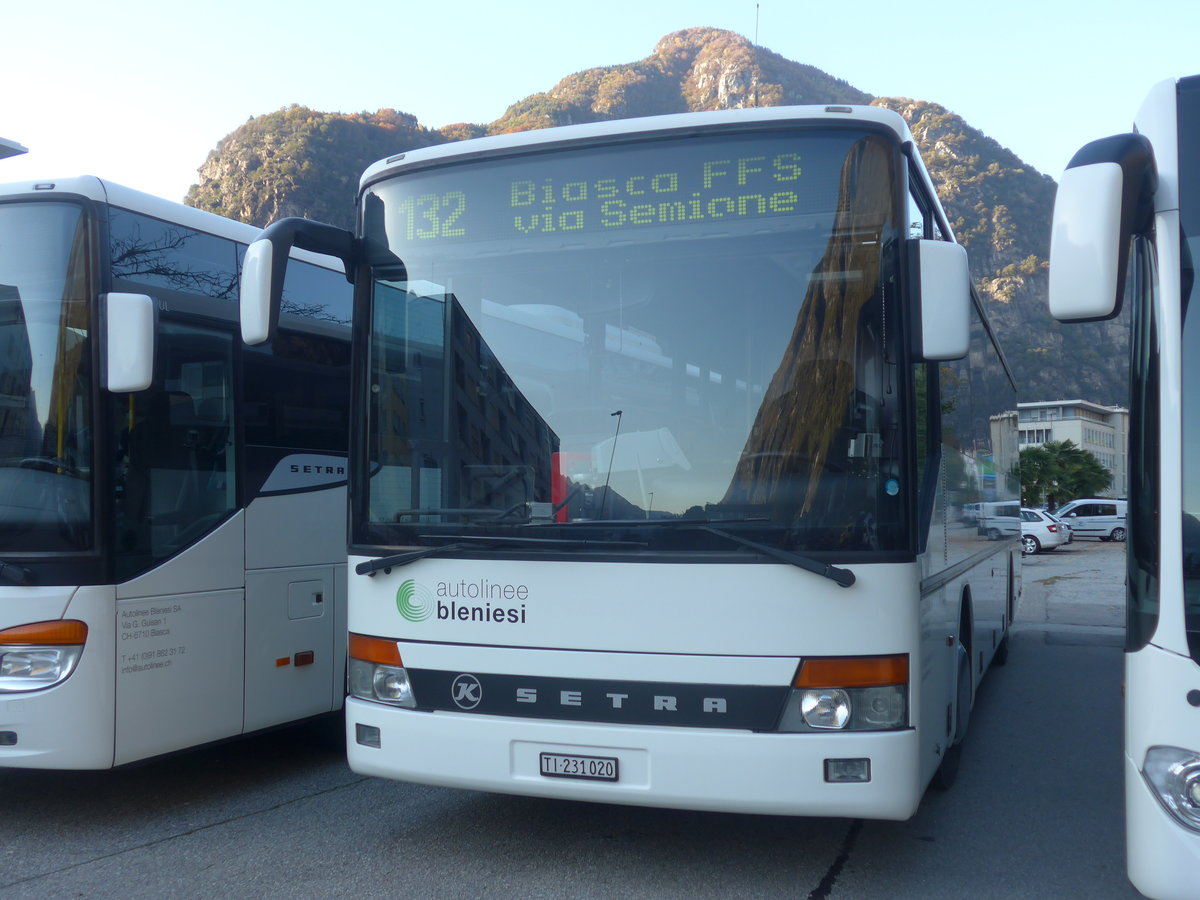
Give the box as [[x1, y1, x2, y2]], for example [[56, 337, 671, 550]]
[[451, 673, 483, 709]]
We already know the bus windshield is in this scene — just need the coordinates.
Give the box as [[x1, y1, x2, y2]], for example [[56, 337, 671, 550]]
[[0, 201, 93, 554], [358, 127, 909, 557]]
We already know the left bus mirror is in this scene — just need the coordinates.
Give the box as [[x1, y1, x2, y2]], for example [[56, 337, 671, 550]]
[[240, 238, 276, 345], [910, 239, 971, 361], [239, 217, 357, 346], [1048, 133, 1156, 322], [102, 292, 155, 393]]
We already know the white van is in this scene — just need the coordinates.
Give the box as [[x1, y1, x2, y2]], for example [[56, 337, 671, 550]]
[[978, 501, 1021, 539], [1055, 498, 1128, 542]]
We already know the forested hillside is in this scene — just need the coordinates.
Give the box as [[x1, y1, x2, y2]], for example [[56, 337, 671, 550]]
[[185, 27, 1129, 407]]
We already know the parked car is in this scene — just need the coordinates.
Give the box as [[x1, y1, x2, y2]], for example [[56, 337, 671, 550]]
[[1041, 509, 1073, 543], [1021, 507, 1069, 554], [1056, 498, 1128, 542]]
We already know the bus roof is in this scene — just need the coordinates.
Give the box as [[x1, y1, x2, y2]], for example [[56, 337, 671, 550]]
[[360, 104, 920, 191], [0, 175, 344, 273]]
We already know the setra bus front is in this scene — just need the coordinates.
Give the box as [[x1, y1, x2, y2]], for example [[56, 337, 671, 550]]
[[241, 106, 1013, 818]]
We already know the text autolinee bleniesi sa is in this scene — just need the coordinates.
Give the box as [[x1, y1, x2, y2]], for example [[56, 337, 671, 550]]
[[390, 153, 805, 241]]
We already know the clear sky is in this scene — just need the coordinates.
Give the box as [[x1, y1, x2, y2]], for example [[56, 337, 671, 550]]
[[2, 0, 1197, 204]]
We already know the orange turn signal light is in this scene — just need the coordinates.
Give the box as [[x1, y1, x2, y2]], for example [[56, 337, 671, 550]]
[[348, 633, 403, 666], [0, 620, 88, 645], [793, 654, 908, 689]]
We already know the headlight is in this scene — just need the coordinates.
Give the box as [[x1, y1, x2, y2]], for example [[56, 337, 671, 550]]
[[777, 655, 908, 733], [1142, 746, 1200, 832], [781, 684, 908, 732], [800, 689, 851, 729], [0, 620, 87, 692], [348, 658, 416, 707], [347, 633, 417, 708]]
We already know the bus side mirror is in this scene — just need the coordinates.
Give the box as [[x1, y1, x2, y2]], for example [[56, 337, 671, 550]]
[[909, 239, 970, 361], [240, 238, 278, 345], [238, 217, 357, 345], [1048, 133, 1156, 322], [103, 292, 155, 392]]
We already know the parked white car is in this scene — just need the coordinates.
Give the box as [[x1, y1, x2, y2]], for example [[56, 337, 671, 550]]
[[1042, 509, 1073, 543], [1056, 498, 1128, 542], [1021, 507, 1069, 554]]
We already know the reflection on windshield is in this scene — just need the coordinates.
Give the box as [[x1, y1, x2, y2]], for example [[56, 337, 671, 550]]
[[0, 202, 93, 552], [361, 128, 907, 555], [724, 135, 896, 548]]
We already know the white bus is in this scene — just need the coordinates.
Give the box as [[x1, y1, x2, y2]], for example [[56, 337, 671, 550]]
[[0, 176, 351, 768], [243, 105, 1020, 819], [1048, 77, 1200, 899]]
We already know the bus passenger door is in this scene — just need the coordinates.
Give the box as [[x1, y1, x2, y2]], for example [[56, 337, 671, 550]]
[[113, 324, 243, 765]]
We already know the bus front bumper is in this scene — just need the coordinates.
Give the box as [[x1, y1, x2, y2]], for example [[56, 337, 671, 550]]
[[346, 697, 924, 820]]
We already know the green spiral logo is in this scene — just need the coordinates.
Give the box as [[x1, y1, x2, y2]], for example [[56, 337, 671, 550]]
[[396, 579, 434, 622]]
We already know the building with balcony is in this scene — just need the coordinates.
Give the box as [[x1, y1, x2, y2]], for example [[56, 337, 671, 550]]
[[1015, 399, 1128, 498]]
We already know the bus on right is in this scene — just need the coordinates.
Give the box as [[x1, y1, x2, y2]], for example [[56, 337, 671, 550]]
[[1048, 75, 1200, 899]]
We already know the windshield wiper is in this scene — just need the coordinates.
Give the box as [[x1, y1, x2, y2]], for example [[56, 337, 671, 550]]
[[355, 533, 648, 576], [356, 543, 469, 576], [697, 526, 855, 588], [433, 534, 648, 549]]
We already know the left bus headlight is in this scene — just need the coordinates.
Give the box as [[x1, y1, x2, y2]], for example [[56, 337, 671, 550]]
[[1142, 746, 1200, 832], [0, 620, 88, 692], [348, 633, 417, 708], [777, 655, 908, 732]]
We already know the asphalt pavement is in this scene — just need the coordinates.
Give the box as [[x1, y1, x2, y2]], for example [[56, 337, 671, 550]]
[[0, 539, 1138, 899]]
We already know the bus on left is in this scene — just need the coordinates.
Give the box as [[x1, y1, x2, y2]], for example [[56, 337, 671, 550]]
[[0, 177, 352, 768]]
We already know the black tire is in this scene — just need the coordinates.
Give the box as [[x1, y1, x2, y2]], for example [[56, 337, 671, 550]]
[[1111, 526, 1126, 542], [1022, 534, 1040, 555]]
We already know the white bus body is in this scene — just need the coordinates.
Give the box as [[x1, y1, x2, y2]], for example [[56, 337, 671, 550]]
[[243, 106, 1020, 819], [1048, 77, 1200, 899], [0, 177, 351, 768]]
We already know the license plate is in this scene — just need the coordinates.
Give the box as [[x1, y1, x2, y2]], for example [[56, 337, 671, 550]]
[[539, 751, 619, 782]]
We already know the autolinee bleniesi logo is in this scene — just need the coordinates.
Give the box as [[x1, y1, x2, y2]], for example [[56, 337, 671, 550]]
[[396, 579, 435, 622], [394, 578, 530, 625]]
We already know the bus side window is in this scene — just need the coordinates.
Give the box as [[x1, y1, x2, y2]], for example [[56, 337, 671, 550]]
[[113, 324, 236, 580], [908, 174, 946, 242], [109, 208, 240, 300], [906, 188, 924, 240]]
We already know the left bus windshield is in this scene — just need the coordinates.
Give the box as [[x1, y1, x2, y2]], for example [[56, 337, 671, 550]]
[[0, 202, 93, 553], [359, 127, 911, 557]]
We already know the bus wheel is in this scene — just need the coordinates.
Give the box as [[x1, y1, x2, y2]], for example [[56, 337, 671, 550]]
[[932, 639, 972, 790]]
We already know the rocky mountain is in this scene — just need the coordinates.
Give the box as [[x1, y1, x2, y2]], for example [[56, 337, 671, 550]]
[[185, 27, 1129, 408]]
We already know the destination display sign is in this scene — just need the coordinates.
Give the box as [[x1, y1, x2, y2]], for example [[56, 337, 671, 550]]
[[369, 128, 873, 249]]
